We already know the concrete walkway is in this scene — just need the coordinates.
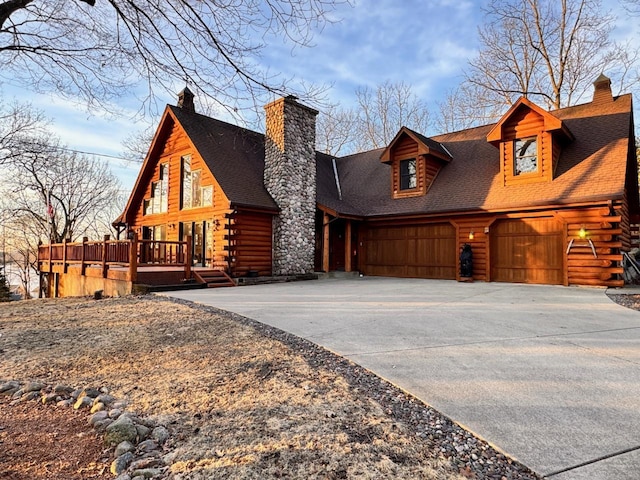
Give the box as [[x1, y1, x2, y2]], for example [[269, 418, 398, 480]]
[[165, 278, 640, 479]]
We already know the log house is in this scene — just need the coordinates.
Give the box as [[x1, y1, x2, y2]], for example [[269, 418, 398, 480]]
[[114, 75, 638, 287]]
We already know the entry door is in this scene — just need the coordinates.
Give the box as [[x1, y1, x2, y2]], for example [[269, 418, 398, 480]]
[[180, 221, 209, 267], [329, 219, 346, 271]]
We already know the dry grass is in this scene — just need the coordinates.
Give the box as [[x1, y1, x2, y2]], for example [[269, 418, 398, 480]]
[[0, 295, 512, 479]]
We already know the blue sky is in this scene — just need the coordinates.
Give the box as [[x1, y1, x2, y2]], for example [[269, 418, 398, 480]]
[[2, 0, 634, 192]]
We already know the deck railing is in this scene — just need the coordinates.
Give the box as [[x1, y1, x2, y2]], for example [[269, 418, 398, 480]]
[[37, 234, 192, 282]]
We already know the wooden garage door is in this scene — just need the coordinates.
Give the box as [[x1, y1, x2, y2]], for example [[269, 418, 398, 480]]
[[364, 223, 456, 279], [490, 218, 563, 285]]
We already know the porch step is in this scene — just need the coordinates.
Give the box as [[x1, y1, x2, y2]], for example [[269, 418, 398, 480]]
[[193, 270, 236, 288]]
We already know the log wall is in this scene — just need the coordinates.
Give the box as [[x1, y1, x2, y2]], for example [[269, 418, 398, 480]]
[[359, 201, 627, 287], [226, 210, 274, 276]]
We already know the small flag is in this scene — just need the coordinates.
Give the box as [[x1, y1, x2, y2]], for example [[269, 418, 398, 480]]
[[46, 191, 54, 219]]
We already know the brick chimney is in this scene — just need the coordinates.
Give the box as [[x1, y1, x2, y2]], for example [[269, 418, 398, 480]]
[[592, 73, 613, 104], [264, 96, 318, 275], [177, 86, 195, 112]]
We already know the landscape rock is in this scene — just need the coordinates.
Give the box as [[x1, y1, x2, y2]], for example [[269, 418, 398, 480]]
[[130, 456, 164, 470], [41, 393, 59, 404], [130, 467, 163, 478], [53, 384, 74, 395], [109, 408, 123, 419], [150, 426, 169, 445], [73, 395, 93, 410], [111, 451, 135, 475], [81, 387, 101, 398], [115, 440, 135, 457], [2, 378, 174, 479], [135, 424, 151, 441], [88, 410, 109, 426], [0, 381, 20, 394], [95, 394, 115, 406], [105, 415, 138, 446], [23, 381, 44, 393], [137, 439, 158, 453]]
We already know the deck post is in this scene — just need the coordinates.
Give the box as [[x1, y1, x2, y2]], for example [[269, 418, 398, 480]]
[[345, 220, 352, 272], [80, 237, 88, 276], [62, 238, 68, 273], [322, 213, 330, 272], [101, 234, 110, 279], [129, 233, 138, 283], [185, 236, 192, 280]]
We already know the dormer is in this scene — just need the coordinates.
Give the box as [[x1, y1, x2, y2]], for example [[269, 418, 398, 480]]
[[486, 97, 573, 186], [380, 127, 452, 199]]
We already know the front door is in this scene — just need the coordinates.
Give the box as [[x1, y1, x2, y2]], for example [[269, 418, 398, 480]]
[[329, 219, 346, 271], [180, 221, 212, 267]]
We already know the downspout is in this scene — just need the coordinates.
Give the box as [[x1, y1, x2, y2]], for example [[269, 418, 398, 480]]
[[332, 158, 342, 201]]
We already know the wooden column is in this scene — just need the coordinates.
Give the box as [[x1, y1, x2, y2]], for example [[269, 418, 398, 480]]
[[185, 235, 192, 280], [101, 235, 110, 279], [62, 239, 68, 273], [128, 233, 138, 283], [80, 237, 88, 276], [48, 242, 53, 273], [322, 213, 330, 272], [345, 220, 352, 272]]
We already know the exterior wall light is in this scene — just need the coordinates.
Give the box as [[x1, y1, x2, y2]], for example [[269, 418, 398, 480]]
[[468, 231, 475, 240], [578, 226, 587, 239], [567, 225, 597, 258]]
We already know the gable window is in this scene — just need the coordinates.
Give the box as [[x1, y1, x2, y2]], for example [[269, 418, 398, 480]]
[[143, 163, 169, 215], [181, 154, 213, 209], [400, 158, 417, 190], [514, 137, 538, 175]]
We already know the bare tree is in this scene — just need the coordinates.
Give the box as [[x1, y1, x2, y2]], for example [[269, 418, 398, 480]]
[[316, 104, 358, 156], [439, 0, 638, 131], [435, 83, 505, 133], [354, 81, 431, 151], [1, 218, 39, 299], [0, 100, 49, 165], [121, 126, 155, 165], [0, 102, 122, 243], [0, 0, 346, 115]]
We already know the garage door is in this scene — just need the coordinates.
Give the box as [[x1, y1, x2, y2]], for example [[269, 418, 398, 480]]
[[490, 218, 563, 285], [364, 223, 456, 279]]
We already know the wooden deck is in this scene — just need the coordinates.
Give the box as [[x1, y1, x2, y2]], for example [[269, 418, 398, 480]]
[[36, 234, 221, 297]]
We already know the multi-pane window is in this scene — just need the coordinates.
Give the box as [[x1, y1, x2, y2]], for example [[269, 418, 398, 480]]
[[181, 155, 213, 209], [400, 158, 417, 190], [514, 138, 538, 175], [144, 163, 169, 215]]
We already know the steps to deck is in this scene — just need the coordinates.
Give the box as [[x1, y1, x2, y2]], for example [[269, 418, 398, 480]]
[[193, 270, 236, 288]]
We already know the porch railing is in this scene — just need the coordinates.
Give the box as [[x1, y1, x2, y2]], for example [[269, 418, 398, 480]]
[[37, 234, 192, 282]]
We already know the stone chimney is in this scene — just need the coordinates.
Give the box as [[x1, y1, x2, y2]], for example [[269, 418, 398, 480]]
[[264, 96, 318, 275], [177, 86, 195, 112], [592, 73, 613, 104]]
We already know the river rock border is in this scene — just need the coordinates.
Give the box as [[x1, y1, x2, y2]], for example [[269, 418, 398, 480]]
[[0, 380, 172, 479]]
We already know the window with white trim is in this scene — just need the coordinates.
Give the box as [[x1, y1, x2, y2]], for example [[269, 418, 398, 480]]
[[514, 137, 538, 175]]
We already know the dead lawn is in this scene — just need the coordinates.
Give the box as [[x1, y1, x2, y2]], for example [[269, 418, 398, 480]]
[[0, 295, 535, 479]]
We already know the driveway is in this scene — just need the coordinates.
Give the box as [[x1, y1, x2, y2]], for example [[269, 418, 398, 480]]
[[165, 277, 640, 479]]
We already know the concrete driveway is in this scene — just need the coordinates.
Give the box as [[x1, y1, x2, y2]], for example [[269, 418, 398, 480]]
[[165, 277, 640, 479]]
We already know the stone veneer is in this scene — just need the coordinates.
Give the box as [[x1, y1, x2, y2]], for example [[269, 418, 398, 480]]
[[264, 96, 318, 275]]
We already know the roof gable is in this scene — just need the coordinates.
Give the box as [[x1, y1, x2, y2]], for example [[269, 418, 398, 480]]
[[486, 97, 574, 145], [380, 126, 452, 163]]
